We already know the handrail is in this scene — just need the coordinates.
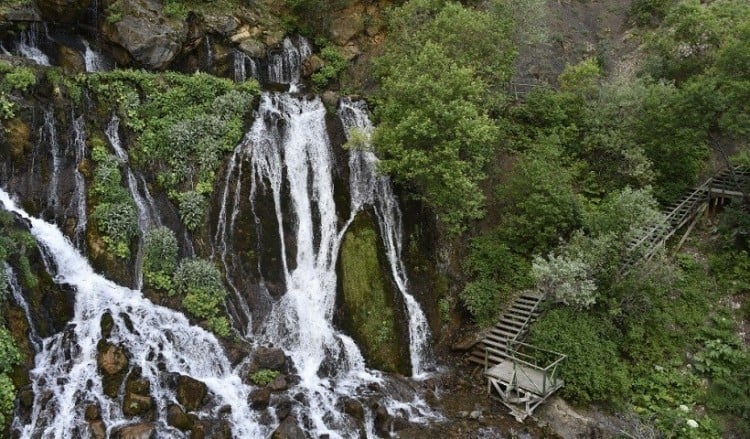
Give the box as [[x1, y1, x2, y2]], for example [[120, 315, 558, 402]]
[[508, 290, 546, 345]]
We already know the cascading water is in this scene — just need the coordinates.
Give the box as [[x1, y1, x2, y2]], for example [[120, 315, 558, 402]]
[[212, 93, 438, 437], [4, 263, 42, 351], [14, 22, 51, 66], [105, 115, 161, 289], [41, 109, 62, 216], [233, 49, 258, 83], [338, 99, 433, 377], [82, 39, 106, 72], [69, 113, 88, 250], [266, 36, 312, 91], [0, 189, 268, 439]]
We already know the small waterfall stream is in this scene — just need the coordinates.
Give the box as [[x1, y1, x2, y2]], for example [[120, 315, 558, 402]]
[[105, 115, 161, 289], [4, 263, 42, 352], [14, 23, 51, 66], [338, 99, 433, 377], [0, 189, 267, 439], [69, 113, 88, 250]]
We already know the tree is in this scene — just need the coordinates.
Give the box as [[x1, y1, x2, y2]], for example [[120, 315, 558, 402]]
[[372, 0, 517, 233]]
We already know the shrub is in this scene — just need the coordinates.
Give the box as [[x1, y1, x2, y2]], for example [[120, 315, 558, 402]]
[[143, 227, 178, 291], [529, 308, 630, 404], [173, 259, 230, 336], [460, 278, 505, 327], [93, 202, 137, 259], [178, 191, 206, 231], [250, 369, 279, 386], [311, 45, 348, 89]]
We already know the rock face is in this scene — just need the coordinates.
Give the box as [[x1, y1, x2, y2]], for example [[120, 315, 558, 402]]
[[175, 375, 207, 411], [336, 212, 409, 374], [36, 0, 92, 23], [101, 0, 186, 70]]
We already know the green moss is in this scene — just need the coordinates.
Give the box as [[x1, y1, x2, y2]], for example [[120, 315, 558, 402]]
[[339, 214, 405, 373]]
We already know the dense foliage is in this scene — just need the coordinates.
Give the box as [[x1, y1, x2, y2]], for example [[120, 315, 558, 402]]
[[173, 259, 231, 337], [143, 227, 178, 291], [86, 71, 258, 231], [373, 0, 516, 233]]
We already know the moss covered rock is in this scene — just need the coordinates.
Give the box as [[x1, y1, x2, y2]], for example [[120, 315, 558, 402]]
[[337, 212, 408, 374]]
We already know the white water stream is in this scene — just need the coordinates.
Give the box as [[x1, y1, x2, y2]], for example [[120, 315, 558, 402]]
[[0, 189, 267, 439], [338, 99, 433, 377]]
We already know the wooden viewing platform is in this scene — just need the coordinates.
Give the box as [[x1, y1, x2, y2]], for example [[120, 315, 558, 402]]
[[484, 342, 566, 421]]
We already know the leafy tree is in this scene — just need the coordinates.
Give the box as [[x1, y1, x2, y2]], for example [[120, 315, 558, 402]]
[[373, 0, 517, 233]]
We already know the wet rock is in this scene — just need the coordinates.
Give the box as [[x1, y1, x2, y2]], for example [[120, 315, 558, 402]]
[[252, 346, 287, 372], [100, 312, 114, 339], [37, 0, 92, 23], [321, 91, 339, 108], [373, 403, 392, 437], [190, 421, 206, 439], [101, 0, 186, 70], [176, 375, 207, 411], [126, 377, 150, 395], [249, 387, 271, 409], [113, 422, 155, 439], [3, 118, 32, 162], [85, 404, 101, 421], [268, 374, 288, 392], [302, 54, 324, 77], [18, 387, 34, 408], [58, 45, 85, 73], [342, 398, 364, 422], [97, 342, 128, 375], [89, 420, 107, 439], [274, 398, 293, 420], [167, 404, 193, 431], [271, 416, 305, 439], [122, 392, 153, 417]]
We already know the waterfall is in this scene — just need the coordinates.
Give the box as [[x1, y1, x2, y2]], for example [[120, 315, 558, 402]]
[[4, 263, 42, 351], [82, 39, 106, 72], [105, 115, 161, 289], [41, 109, 61, 215], [249, 93, 373, 436], [266, 36, 312, 91], [0, 189, 268, 439], [69, 113, 88, 250], [338, 99, 433, 377], [233, 49, 258, 83], [15, 23, 51, 66]]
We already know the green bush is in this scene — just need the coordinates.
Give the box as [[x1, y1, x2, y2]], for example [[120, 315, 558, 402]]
[[250, 369, 279, 386], [0, 62, 36, 92], [460, 278, 506, 327], [0, 374, 15, 429], [529, 308, 630, 404], [173, 259, 230, 337], [177, 191, 206, 231], [311, 45, 348, 89], [143, 227, 178, 291]]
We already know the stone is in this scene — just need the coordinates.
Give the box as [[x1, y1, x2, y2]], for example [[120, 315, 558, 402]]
[[18, 387, 34, 408], [167, 404, 193, 431], [36, 0, 92, 23], [268, 374, 289, 392], [126, 377, 150, 395], [113, 422, 155, 439], [249, 387, 271, 410], [342, 398, 365, 422], [90, 420, 107, 439], [176, 375, 207, 412], [58, 45, 85, 73], [238, 40, 266, 58], [85, 404, 101, 421], [321, 91, 339, 108], [3, 118, 32, 161], [330, 5, 365, 45], [101, 0, 186, 70], [274, 398, 293, 420], [253, 347, 287, 372], [302, 55, 324, 77], [270, 416, 306, 439], [190, 421, 206, 439], [373, 404, 392, 437], [97, 342, 128, 375], [122, 392, 153, 417]]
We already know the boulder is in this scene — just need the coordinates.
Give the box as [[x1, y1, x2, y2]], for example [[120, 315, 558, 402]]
[[58, 45, 85, 73], [274, 398, 293, 420], [176, 375, 207, 412], [85, 404, 101, 421], [270, 416, 305, 439], [36, 0, 92, 23], [97, 342, 128, 375], [167, 404, 193, 431], [101, 0, 186, 70], [249, 387, 271, 410], [122, 392, 152, 417], [373, 403, 392, 437], [302, 55, 324, 77], [113, 422, 155, 439], [252, 347, 286, 372], [268, 374, 288, 392], [89, 420, 107, 439], [341, 398, 364, 422]]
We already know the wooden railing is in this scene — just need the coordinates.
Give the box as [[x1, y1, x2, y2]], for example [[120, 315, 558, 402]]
[[484, 341, 566, 396]]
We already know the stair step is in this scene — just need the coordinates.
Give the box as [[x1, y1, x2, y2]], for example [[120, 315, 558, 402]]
[[496, 322, 524, 333], [490, 328, 517, 339]]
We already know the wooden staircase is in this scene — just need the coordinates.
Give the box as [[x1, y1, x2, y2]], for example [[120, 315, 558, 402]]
[[620, 168, 750, 275], [467, 290, 545, 367]]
